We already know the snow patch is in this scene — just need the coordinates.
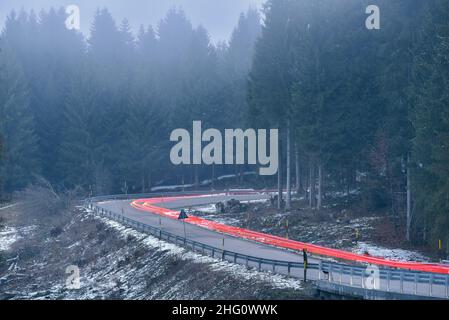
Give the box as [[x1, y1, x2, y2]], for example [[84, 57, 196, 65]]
[[354, 242, 429, 262], [0, 227, 19, 251], [202, 216, 241, 226], [0, 225, 36, 251], [151, 184, 194, 192], [0, 203, 18, 211], [193, 204, 217, 214], [151, 172, 257, 191], [241, 199, 269, 204]]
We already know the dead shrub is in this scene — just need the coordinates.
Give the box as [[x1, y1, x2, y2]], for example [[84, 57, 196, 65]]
[[50, 226, 64, 238], [14, 176, 84, 225]]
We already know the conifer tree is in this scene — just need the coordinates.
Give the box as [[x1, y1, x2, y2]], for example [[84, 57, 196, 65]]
[[0, 45, 38, 192]]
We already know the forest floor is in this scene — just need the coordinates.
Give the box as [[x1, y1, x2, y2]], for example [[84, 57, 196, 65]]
[[0, 201, 314, 300], [190, 193, 434, 263]]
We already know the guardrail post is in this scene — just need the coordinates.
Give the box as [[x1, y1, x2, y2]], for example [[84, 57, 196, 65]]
[[387, 270, 390, 292], [258, 261, 262, 271], [288, 263, 291, 277], [222, 250, 225, 261], [212, 248, 215, 258], [272, 263, 276, 273], [446, 275, 449, 299], [414, 273, 418, 295], [350, 267, 353, 286], [400, 272, 404, 294], [361, 266, 365, 289], [234, 253, 237, 263], [330, 264, 333, 283], [339, 266, 343, 284], [429, 274, 433, 296], [245, 257, 249, 268], [318, 262, 322, 280]]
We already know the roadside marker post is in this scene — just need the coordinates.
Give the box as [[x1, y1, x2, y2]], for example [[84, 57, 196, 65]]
[[159, 217, 162, 240], [178, 209, 188, 241], [183, 221, 186, 242], [303, 248, 308, 282], [222, 237, 225, 260]]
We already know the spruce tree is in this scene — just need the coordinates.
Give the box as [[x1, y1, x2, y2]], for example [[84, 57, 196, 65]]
[[412, 0, 449, 245], [0, 45, 38, 192]]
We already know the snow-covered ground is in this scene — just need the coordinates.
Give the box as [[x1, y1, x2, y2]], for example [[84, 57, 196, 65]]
[[193, 204, 217, 214], [151, 184, 195, 192], [0, 204, 19, 211], [0, 227, 19, 251], [193, 199, 269, 214], [150, 172, 257, 192], [1, 206, 307, 300], [0, 225, 36, 251], [94, 212, 303, 292], [353, 242, 429, 262]]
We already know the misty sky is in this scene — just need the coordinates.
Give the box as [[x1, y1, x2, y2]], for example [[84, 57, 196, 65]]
[[0, 0, 265, 43]]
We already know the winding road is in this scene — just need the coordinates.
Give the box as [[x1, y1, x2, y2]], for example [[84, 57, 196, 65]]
[[98, 193, 312, 266], [94, 191, 449, 299]]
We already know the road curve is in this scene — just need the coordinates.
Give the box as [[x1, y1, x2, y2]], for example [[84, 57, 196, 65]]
[[131, 193, 449, 274], [98, 191, 449, 275], [97, 193, 314, 268]]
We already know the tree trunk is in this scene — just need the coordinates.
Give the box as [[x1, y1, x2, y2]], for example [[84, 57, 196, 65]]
[[386, 159, 395, 217], [317, 162, 323, 210], [346, 167, 350, 196], [309, 157, 315, 208], [194, 166, 199, 189], [211, 164, 216, 190], [141, 160, 146, 193], [278, 139, 283, 210], [286, 122, 291, 210], [295, 143, 301, 194], [406, 153, 412, 242]]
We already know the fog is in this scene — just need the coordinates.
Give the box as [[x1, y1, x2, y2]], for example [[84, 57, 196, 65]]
[[0, 0, 265, 42]]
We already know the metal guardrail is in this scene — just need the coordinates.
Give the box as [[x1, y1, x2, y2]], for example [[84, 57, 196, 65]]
[[87, 189, 273, 204], [85, 192, 449, 299], [319, 261, 449, 299]]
